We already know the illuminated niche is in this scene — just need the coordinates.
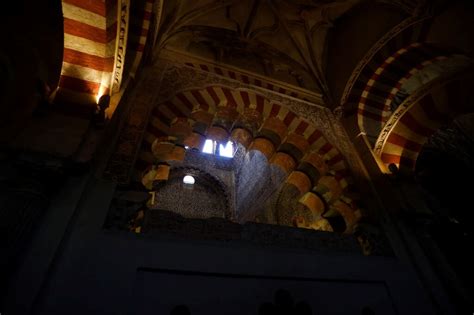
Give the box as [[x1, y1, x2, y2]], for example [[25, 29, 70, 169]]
[[201, 139, 234, 158]]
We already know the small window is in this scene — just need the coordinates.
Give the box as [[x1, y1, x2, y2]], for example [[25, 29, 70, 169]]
[[202, 139, 215, 154], [183, 175, 195, 185], [201, 139, 234, 158], [219, 141, 234, 158]]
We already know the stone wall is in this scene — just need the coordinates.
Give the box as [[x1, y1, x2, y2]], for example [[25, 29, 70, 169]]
[[143, 209, 363, 254], [152, 167, 229, 220]]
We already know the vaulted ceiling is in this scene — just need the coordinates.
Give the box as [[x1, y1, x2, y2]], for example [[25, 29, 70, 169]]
[[3, 0, 473, 167], [153, 0, 430, 105]]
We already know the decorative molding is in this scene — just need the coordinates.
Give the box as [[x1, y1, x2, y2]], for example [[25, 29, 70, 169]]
[[340, 15, 431, 107], [158, 48, 325, 105], [103, 65, 166, 183], [111, 0, 130, 94], [373, 70, 474, 156], [374, 82, 435, 156], [137, 209, 364, 254], [154, 60, 350, 156], [156, 59, 327, 111], [103, 60, 366, 185]]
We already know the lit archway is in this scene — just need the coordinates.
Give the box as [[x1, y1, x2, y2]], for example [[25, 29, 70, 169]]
[[138, 84, 363, 234]]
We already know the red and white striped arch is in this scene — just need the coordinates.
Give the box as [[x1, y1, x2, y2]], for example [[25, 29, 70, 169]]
[[341, 16, 434, 116], [126, 0, 154, 78], [56, 0, 118, 110], [137, 85, 349, 183], [357, 43, 449, 144], [340, 14, 474, 174], [375, 71, 474, 172], [55, 0, 156, 114], [182, 62, 314, 102], [351, 41, 474, 172]]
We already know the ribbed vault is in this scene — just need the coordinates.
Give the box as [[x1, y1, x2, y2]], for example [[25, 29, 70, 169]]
[[154, 0, 424, 105]]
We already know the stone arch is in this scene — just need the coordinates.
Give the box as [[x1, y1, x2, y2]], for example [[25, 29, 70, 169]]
[[56, 0, 121, 107], [141, 85, 349, 173], [375, 69, 474, 172], [55, 0, 158, 110], [138, 85, 363, 233], [341, 26, 474, 173], [340, 15, 435, 113], [356, 43, 472, 147]]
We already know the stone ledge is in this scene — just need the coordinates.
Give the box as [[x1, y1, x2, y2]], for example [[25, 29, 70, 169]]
[[141, 209, 363, 255]]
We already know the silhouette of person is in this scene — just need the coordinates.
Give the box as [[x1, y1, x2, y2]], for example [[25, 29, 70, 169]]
[[274, 289, 294, 315], [259, 289, 313, 315], [361, 306, 375, 315], [170, 304, 190, 315], [294, 301, 312, 315], [93, 94, 110, 128], [259, 302, 276, 315]]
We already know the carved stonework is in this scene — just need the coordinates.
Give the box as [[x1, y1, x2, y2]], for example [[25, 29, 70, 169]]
[[138, 208, 363, 254], [111, 0, 130, 94], [151, 163, 233, 220], [156, 60, 367, 178], [157, 60, 329, 128], [103, 60, 367, 185], [103, 65, 166, 183]]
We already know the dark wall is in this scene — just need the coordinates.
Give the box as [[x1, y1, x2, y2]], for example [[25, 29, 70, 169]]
[[5, 175, 442, 315], [0, 0, 63, 144], [326, 3, 406, 104]]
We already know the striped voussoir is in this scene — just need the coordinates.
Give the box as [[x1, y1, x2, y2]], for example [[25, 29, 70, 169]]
[[137, 86, 349, 186], [56, 0, 154, 115], [342, 16, 434, 117], [378, 75, 474, 172], [183, 62, 310, 102], [137, 85, 358, 232], [56, 0, 118, 110], [126, 0, 154, 77], [356, 43, 448, 146]]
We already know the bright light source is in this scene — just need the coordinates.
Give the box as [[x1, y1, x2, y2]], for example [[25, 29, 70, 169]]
[[201, 139, 235, 158], [219, 141, 234, 158], [183, 175, 195, 185], [184, 145, 189, 149], [202, 139, 214, 154]]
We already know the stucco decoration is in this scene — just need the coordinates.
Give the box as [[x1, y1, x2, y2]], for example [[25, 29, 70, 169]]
[[103, 58, 368, 234], [152, 59, 367, 181]]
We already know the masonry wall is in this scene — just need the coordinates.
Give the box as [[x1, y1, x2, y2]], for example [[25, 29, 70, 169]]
[[5, 174, 440, 315]]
